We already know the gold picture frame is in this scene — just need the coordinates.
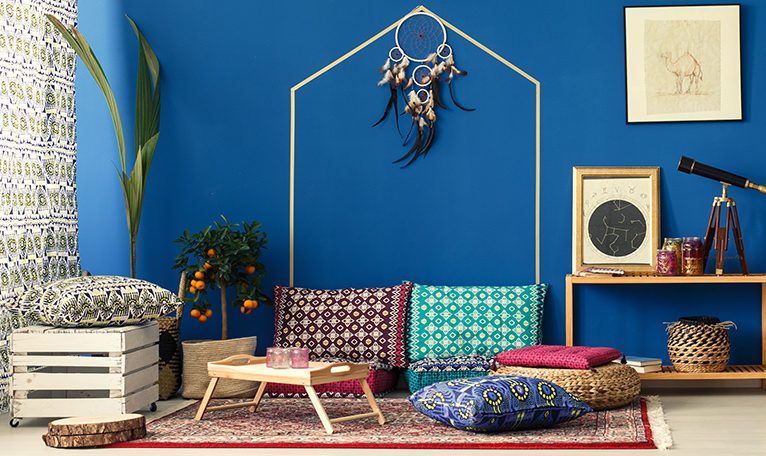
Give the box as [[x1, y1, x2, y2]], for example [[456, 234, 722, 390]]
[[624, 4, 742, 123], [572, 167, 660, 273]]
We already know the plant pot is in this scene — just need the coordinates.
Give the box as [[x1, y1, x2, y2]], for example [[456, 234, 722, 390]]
[[181, 336, 258, 399]]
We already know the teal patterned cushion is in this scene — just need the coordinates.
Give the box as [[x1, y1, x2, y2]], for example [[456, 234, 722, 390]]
[[406, 282, 547, 362], [7, 276, 181, 327]]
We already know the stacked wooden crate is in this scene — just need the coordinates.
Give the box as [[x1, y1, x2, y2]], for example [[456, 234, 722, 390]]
[[9, 322, 159, 425]]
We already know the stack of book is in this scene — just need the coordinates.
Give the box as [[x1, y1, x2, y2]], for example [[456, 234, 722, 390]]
[[614, 356, 663, 373], [573, 267, 625, 277]]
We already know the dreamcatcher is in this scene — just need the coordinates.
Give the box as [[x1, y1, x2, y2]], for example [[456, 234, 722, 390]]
[[374, 11, 473, 167]]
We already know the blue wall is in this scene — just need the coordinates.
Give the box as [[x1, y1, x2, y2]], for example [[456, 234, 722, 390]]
[[75, 0, 766, 362]]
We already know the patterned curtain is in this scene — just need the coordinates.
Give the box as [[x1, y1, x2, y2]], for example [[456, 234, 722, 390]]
[[0, 0, 79, 414]]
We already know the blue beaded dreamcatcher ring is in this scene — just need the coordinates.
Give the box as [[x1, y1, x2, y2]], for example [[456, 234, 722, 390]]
[[373, 11, 474, 167]]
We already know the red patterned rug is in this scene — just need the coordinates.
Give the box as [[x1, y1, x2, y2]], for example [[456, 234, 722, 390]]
[[109, 396, 672, 449]]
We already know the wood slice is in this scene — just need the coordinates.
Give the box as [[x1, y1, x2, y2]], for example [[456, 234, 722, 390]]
[[42, 426, 146, 448], [47, 413, 145, 436]]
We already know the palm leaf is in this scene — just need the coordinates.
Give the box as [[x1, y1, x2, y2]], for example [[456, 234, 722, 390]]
[[48, 14, 161, 278], [46, 14, 127, 172]]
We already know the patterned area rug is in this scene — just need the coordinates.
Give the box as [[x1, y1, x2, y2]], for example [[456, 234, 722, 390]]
[[110, 395, 671, 449]]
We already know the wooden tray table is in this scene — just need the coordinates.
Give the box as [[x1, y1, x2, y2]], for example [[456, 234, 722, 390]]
[[194, 355, 385, 434]]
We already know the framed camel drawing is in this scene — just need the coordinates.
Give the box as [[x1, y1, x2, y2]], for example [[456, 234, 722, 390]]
[[624, 4, 742, 123]]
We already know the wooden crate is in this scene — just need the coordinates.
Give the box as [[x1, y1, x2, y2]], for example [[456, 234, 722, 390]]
[[10, 322, 159, 421]]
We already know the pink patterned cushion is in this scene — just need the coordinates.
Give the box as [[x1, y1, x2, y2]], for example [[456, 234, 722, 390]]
[[495, 345, 623, 369], [264, 358, 398, 398], [273, 283, 412, 367]]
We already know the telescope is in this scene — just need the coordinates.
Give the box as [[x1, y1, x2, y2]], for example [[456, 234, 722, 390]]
[[677, 156, 766, 275], [678, 156, 766, 193]]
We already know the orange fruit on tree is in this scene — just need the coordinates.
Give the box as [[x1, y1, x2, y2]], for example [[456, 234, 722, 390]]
[[194, 271, 204, 280], [245, 265, 256, 274], [243, 299, 254, 309], [240, 306, 248, 314], [190, 309, 201, 318], [198, 314, 208, 322], [251, 300, 259, 309], [188, 286, 197, 294], [204, 262, 211, 271], [207, 248, 215, 257], [245, 308, 251, 314], [195, 281, 205, 290], [204, 309, 213, 317]]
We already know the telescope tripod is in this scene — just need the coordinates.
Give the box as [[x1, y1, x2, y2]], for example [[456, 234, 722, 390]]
[[702, 184, 749, 275]]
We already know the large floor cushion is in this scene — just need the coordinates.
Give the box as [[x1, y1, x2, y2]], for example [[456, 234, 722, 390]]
[[273, 283, 412, 367], [5, 276, 181, 327], [491, 362, 640, 410], [263, 357, 398, 398], [406, 283, 547, 362], [409, 375, 592, 432], [404, 355, 493, 393]]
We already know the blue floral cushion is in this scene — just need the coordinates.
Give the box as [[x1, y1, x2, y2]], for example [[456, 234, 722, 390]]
[[6, 276, 181, 327], [408, 375, 592, 432]]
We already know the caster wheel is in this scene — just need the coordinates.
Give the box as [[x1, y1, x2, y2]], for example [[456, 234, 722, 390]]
[[150, 402, 157, 412], [10, 418, 20, 427]]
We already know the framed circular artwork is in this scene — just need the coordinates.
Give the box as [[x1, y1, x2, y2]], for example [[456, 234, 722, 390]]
[[572, 167, 660, 273]]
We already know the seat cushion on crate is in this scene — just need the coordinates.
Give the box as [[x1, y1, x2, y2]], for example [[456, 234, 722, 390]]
[[6, 276, 181, 327], [491, 362, 640, 410], [495, 345, 624, 370], [263, 358, 398, 398], [404, 355, 494, 393], [273, 283, 412, 367], [408, 375, 592, 432], [406, 283, 547, 362]]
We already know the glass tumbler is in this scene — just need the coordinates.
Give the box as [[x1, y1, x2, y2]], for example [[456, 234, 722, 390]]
[[291, 348, 309, 368], [656, 249, 677, 276], [681, 236, 704, 276], [662, 238, 683, 274]]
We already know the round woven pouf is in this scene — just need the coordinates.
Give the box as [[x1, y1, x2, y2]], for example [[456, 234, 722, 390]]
[[491, 362, 640, 410]]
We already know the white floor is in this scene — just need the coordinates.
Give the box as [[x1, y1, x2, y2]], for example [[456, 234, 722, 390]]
[[2, 384, 765, 455]]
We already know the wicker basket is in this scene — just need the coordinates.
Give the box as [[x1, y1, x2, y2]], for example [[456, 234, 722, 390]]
[[491, 362, 640, 410], [181, 336, 259, 399], [156, 272, 187, 400], [667, 316, 733, 373]]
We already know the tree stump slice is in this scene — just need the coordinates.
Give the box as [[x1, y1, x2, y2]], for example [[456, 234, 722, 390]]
[[42, 414, 146, 448]]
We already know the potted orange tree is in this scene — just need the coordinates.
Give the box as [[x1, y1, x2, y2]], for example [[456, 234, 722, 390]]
[[172, 216, 274, 398]]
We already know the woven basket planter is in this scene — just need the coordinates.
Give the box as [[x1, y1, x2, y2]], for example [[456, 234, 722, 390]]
[[491, 362, 640, 410], [181, 336, 259, 399], [157, 316, 183, 400], [667, 316, 732, 373]]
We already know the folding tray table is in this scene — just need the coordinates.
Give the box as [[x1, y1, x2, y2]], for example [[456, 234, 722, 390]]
[[194, 355, 385, 434]]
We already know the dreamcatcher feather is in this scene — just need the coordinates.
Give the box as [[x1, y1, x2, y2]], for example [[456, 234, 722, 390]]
[[373, 11, 473, 167]]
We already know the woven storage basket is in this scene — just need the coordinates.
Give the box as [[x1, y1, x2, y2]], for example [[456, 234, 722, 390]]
[[667, 316, 732, 373], [156, 272, 186, 400], [181, 336, 259, 399], [491, 362, 640, 410]]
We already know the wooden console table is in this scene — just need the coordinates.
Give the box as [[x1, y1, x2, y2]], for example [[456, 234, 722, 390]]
[[565, 274, 766, 388]]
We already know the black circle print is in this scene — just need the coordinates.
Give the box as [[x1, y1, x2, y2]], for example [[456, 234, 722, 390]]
[[588, 200, 646, 257]]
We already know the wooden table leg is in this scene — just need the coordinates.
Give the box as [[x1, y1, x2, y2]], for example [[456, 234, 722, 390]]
[[359, 378, 385, 425], [194, 377, 219, 421], [249, 381, 268, 413], [304, 385, 334, 434]]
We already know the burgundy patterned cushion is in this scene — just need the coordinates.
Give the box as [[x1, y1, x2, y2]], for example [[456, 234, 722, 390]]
[[495, 345, 623, 369], [263, 358, 398, 398], [273, 283, 412, 367]]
